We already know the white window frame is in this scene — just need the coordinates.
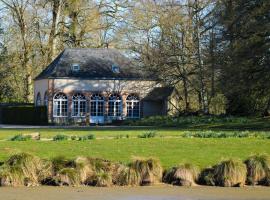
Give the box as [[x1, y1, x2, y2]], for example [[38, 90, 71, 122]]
[[126, 94, 140, 118], [53, 93, 68, 117], [36, 92, 42, 106], [72, 64, 80, 72], [72, 93, 86, 117], [108, 94, 122, 117], [90, 94, 104, 116]]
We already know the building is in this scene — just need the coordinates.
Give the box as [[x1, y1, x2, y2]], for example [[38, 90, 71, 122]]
[[34, 48, 176, 124]]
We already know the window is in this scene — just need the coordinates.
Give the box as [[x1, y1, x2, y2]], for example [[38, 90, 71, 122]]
[[72, 93, 86, 117], [126, 94, 140, 118], [44, 91, 48, 107], [90, 94, 104, 116], [72, 64, 80, 72], [108, 94, 122, 117], [111, 64, 120, 73], [53, 93, 68, 117], [36, 92, 41, 106]]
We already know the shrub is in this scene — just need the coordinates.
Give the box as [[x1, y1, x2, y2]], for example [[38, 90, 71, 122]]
[[0, 153, 51, 186], [53, 134, 69, 141], [245, 154, 270, 186], [70, 135, 77, 140], [58, 168, 80, 186], [2, 105, 48, 125], [128, 157, 162, 185], [213, 159, 247, 187], [163, 163, 199, 186], [78, 134, 95, 141], [10, 134, 31, 141], [138, 131, 157, 138]]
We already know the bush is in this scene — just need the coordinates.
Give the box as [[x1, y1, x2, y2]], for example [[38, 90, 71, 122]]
[[78, 134, 95, 141], [245, 154, 270, 186], [2, 105, 48, 125], [128, 157, 163, 186], [53, 135, 69, 141], [0, 153, 51, 186], [213, 159, 247, 187], [10, 134, 31, 141], [138, 131, 157, 138], [163, 163, 199, 186]]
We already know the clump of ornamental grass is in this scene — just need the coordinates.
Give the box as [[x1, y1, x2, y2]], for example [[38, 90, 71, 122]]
[[128, 157, 162, 186], [213, 159, 247, 187], [0, 153, 52, 186], [53, 134, 69, 141], [198, 167, 215, 186], [245, 154, 270, 186], [58, 168, 80, 186], [163, 163, 199, 186]]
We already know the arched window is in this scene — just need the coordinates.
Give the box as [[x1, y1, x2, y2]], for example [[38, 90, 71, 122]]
[[90, 94, 104, 116], [108, 94, 122, 117], [72, 93, 86, 117], [53, 93, 68, 117], [36, 92, 41, 106], [126, 94, 140, 118], [44, 91, 48, 107]]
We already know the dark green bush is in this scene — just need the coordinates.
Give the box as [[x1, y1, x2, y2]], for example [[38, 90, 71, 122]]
[[53, 134, 69, 141], [2, 105, 48, 125], [138, 131, 157, 138], [78, 134, 95, 141], [10, 134, 31, 141], [127, 115, 249, 127]]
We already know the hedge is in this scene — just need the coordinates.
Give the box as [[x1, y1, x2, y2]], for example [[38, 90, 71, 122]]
[[2, 106, 48, 125]]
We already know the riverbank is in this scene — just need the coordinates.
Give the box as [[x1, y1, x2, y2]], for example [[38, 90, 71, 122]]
[[0, 185, 269, 200]]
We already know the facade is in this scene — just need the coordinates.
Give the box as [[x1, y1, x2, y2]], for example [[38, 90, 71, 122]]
[[34, 48, 175, 124]]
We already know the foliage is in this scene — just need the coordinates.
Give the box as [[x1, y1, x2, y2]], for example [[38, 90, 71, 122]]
[[163, 163, 199, 186], [138, 131, 157, 138], [10, 134, 31, 141], [1, 106, 48, 125], [245, 154, 270, 186], [78, 134, 95, 141], [53, 135, 69, 141], [129, 115, 249, 127], [213, 159, 247, 187]]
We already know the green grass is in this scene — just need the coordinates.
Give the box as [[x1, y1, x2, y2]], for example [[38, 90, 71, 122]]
[[0, 138, 269, 169]]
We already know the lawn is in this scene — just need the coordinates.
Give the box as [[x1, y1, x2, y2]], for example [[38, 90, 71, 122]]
[[0, 138, 269, 169], [0, 117, 269, 169]]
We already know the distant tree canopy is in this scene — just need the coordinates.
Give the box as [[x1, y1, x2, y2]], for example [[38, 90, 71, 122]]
[[0, 0, 269, 116]]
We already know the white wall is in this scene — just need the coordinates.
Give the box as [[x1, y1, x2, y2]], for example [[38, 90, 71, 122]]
[[34, 79, 48, 105], [53, 79, 159, 98]]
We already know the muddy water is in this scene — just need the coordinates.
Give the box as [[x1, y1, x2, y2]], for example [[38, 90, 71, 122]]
[[0, 185, 269, 200]]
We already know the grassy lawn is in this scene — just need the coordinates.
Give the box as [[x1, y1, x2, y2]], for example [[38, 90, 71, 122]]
[[0, 138, 269, 169]]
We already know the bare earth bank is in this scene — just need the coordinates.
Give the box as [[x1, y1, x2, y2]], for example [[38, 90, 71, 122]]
[[0, 185, 269, 200]]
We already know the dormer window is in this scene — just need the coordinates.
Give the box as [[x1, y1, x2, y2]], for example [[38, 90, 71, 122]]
[[72, 64, 80, 72], [112, 64, 120, 73]]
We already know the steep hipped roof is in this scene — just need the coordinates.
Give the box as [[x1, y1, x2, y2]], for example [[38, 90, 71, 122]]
[[35, 48, 151, 80]]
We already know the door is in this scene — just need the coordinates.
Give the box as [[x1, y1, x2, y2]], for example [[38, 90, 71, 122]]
[[90, 94, 104, 124]]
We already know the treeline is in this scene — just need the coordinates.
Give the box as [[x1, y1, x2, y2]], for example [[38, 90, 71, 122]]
[[0, 0, 269, 116]]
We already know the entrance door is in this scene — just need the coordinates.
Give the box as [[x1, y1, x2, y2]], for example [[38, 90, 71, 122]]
[[90, 94, 104, 124]]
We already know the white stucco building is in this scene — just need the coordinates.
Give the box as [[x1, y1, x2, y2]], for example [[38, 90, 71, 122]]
[[34, 48, 175, 124]]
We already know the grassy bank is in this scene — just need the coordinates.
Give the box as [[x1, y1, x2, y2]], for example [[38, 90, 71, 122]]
[[0, 138, 269, 169]]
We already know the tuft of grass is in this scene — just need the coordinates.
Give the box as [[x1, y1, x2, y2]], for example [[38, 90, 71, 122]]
[[129, 157, 162, 185], [0, 153, 51, 186], [138, 131, 157, 138], [10, 134, 32, 141], [245, 154, 270, 186], [213, 159, 247, 187], [163, 163, 199, 186], [58, 168, 80, 186], [53, 134, 69, 141]]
